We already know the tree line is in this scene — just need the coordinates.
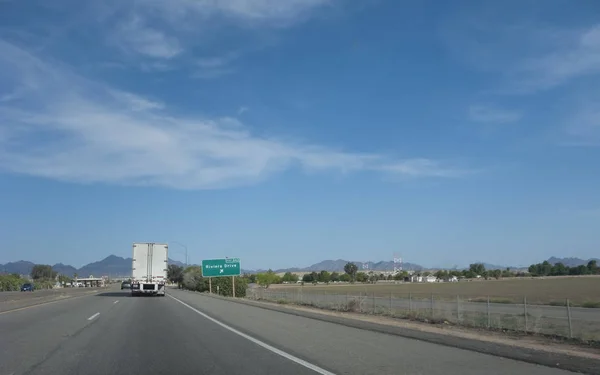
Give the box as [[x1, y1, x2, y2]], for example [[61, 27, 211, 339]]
[[0, 264, 75, 291], [528, 260, 598, 276]]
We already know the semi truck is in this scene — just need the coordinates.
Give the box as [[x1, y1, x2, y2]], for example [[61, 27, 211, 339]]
[[131, 242, 168, 297]]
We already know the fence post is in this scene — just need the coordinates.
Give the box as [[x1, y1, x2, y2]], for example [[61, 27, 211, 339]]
[[430, 293, 434, 319], [523, 296, 528, 333], [389, 292, 393, 315], [372, 292, 375, 313], [487, 296, 491, 328], [456, 295, 460, 322], [359, 292, 362, 313], [409, 293, 412, 313], [567, 298, 573, 339]]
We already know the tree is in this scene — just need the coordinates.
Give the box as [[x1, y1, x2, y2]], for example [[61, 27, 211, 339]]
[[344, 262, 358, 282], [318, 270, 331, 284], [31, 265, 57, 280], [469, 263, 486, 276], [339, 273, 351, 282], [434, 270, 448, 280], [393, 271, 407, 281], [356, 272, 368, 283], [282, 272, 299, 283], [310, 271, 319, 284], [182, 266, 204, 291], [588, 260, 598, 274], [302, 273, 314, 283], [489, 269, 502, 280], [330, 272, 340, 282], [167, 264, 184, 286], [256, 270, 281, 288]]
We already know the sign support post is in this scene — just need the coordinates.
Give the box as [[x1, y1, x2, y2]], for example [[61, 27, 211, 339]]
[[232, 276, 235, 298], [209, 277, 212, 294]]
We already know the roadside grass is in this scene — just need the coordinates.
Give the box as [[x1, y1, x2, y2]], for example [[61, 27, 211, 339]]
[[269, 276, 600, 306]]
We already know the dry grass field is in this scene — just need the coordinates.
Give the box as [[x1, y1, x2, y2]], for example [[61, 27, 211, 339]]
[[270, 276, 600, 306]]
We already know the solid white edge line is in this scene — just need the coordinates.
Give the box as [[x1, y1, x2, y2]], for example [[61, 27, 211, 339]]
[[168, 294, 336, 375], [87, 312, 100, 321]]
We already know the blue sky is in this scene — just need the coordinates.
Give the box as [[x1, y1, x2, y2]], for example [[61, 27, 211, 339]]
[[1, 0, 599, 270]]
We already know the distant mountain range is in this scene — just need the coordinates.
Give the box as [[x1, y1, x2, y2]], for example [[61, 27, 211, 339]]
[[260, 259, 425, 274], [1, 255, 597, 277], [0, 255, 186, 278]]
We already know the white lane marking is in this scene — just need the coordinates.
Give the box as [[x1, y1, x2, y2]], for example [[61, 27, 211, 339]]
[[87, 312, 100, 321], [168, 295, 336, 375], [114, 300, 119, 304]]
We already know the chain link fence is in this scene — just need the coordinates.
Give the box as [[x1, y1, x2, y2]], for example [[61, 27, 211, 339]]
[[247, 289, 600, 341]]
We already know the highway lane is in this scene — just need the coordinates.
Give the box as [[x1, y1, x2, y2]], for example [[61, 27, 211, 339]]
[[0, 287, 580, 375]]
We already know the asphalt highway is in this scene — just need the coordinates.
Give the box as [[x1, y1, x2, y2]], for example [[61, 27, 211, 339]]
[[0, 287, 581, 375]]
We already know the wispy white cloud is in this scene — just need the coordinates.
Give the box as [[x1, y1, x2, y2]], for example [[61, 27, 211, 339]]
[[116, 16, 182, 59], [0, 40, 469, 190], [142, 0, 333, 27], [468, 105, 521, 124], [193, 52, 239, 79], [515, 25, 600, 92], [238, 106, 249, 115]]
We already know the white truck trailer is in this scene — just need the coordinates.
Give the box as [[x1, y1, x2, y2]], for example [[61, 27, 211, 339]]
[[131, 242, 168, 297]]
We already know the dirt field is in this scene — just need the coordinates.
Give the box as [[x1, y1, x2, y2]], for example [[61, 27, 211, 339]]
[[270, 276, 600, 306]]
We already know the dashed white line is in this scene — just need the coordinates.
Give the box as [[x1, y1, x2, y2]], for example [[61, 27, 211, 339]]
[[114, 300, 119, 304], [168, 294, 336, 375], [87, 312, 100, 321]]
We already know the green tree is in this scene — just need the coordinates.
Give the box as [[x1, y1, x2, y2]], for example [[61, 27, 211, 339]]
[[302, 273, 313, 283], [330, 272, 340, 282], [256, 270, 281, 288], [167, 264, 184, 286], [469, 263, 486, 276], [356, 272, 368, 283], [338, 273, 351, 282], [344, 262, 358, 282], [31, 265, 57, 280], [318, 270, 331, 284], [282, 272, 299, 283], [588, 260, 598, 274], [182, 266, 203, 291], [434, 270, 448, 280]]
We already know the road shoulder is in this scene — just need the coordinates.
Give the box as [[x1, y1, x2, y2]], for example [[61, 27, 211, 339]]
[[186, 290, 600, 375]]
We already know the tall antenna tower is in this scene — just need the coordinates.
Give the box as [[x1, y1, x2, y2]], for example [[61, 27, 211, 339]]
[[393, 252, 403, 274], [362, 260, 370, 271]]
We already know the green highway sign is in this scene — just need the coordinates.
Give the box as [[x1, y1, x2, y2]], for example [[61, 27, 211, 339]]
[[202, 258, 241, 277]]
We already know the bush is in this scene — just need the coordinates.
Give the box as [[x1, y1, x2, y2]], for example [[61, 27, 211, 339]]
[[211, 277, 248, 297], [0, 274, 26, 291]]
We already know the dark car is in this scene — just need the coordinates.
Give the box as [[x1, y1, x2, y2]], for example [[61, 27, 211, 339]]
[[121, 281, 132, 290], [21, 283, 34, 292]]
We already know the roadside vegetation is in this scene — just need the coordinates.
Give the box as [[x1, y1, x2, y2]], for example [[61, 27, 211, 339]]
[[250, 262, 600, 307], [170, 265, 248, 297], [0, 264, 74, 291]]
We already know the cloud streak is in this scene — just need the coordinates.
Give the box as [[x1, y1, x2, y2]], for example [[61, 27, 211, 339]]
[[468, 105, 521, 124], [0, 40, 469, 190]]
